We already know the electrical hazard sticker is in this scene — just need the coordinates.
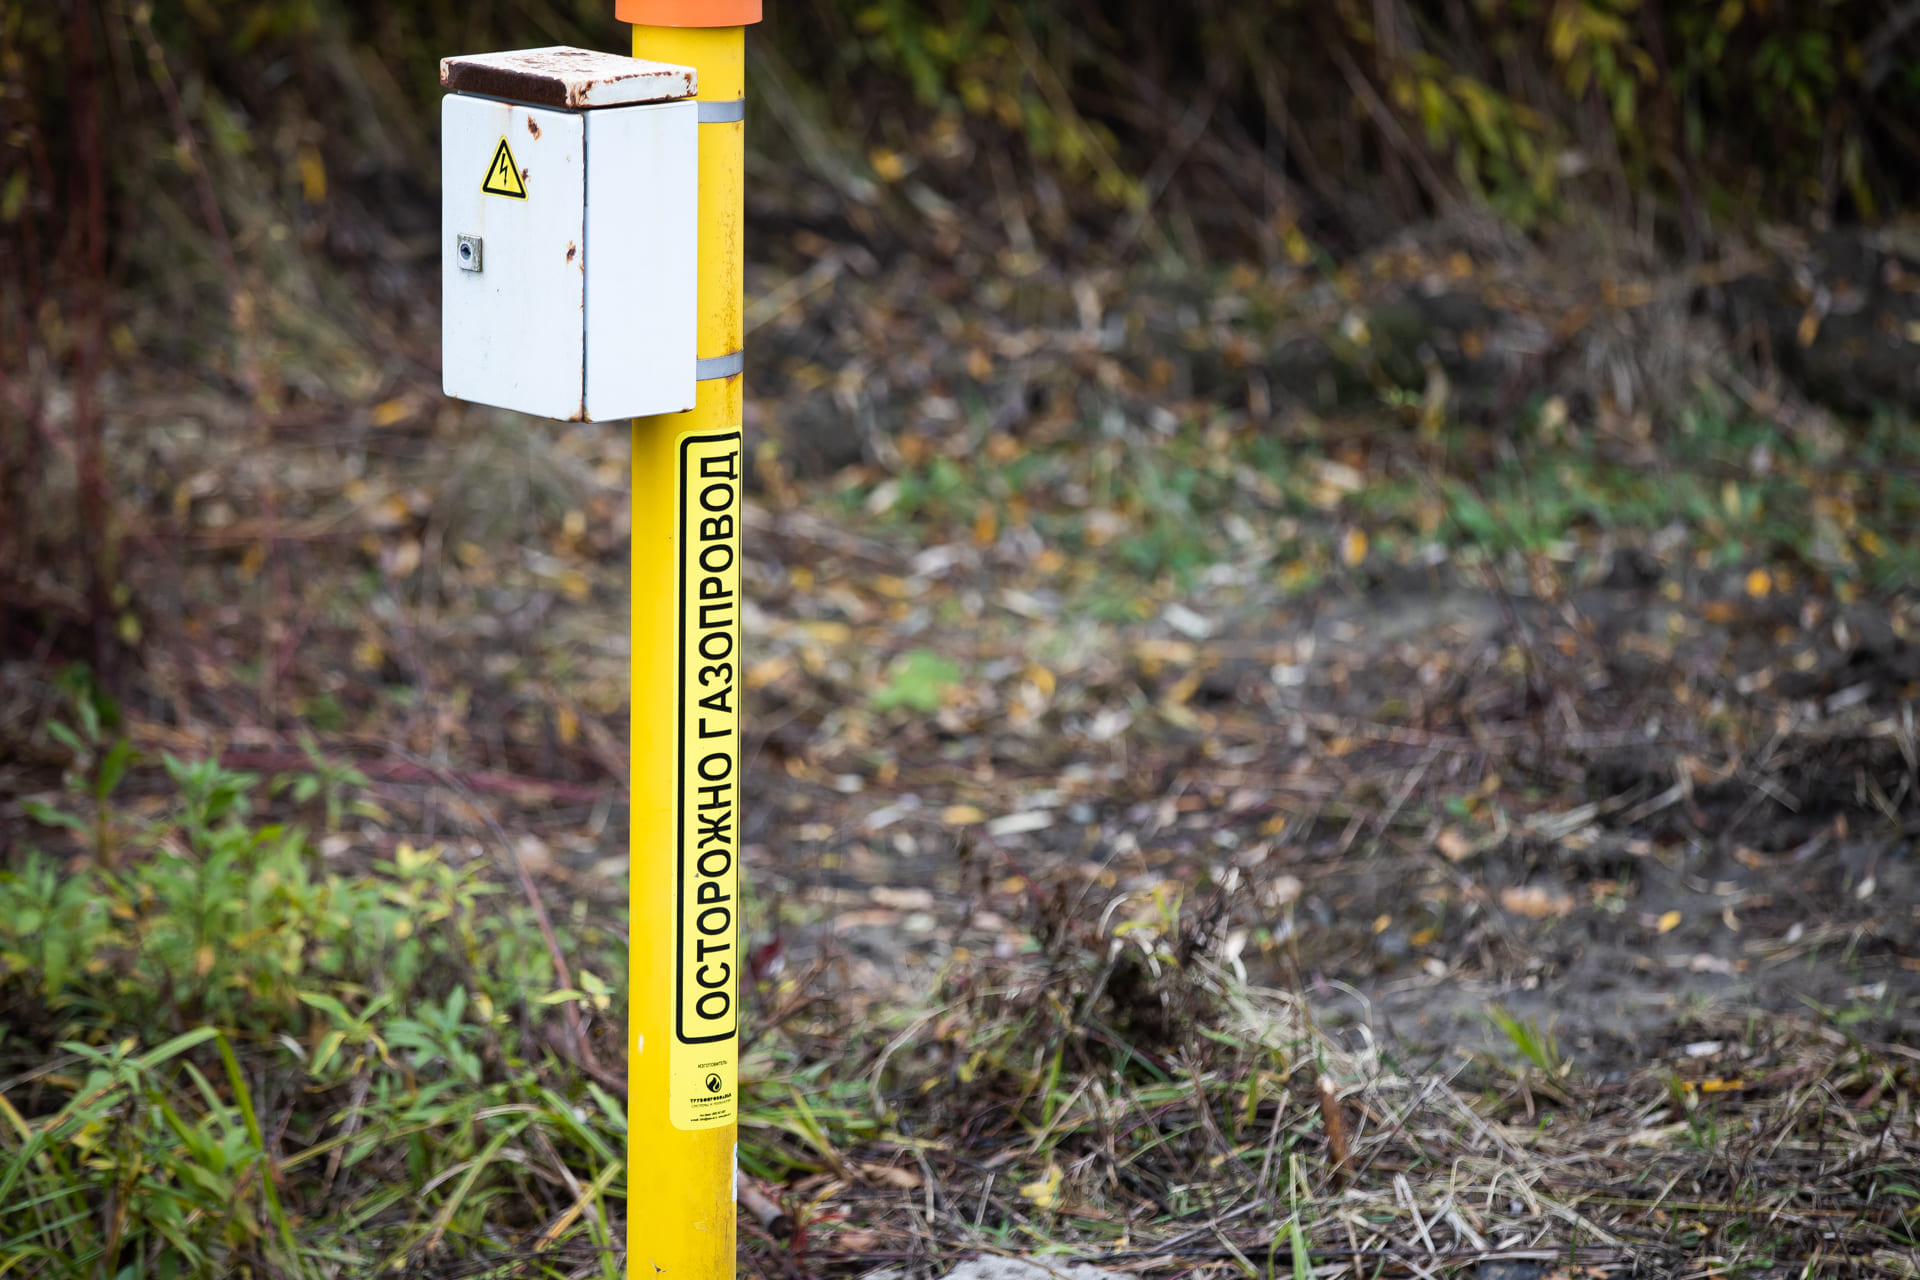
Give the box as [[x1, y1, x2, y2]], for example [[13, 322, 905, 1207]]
[[481, 137, 527, 199], [670, 430, 742, 1130]]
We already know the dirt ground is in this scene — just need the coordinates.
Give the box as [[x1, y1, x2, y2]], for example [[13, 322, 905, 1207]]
[[4, 213, 1917, 1275], [9, 220, 1916, 1075], [738, 530, 1920, 1069]]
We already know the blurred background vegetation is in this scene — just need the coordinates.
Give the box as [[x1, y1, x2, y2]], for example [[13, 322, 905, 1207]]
[[7, 0, 1920, 660]]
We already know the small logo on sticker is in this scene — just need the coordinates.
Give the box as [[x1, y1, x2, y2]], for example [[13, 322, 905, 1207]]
[[482, 138, 527, 199], [705, 1073, 724, 1095]]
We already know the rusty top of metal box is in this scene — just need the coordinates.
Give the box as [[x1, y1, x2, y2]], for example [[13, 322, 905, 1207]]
[[440, 47, 697, 110]]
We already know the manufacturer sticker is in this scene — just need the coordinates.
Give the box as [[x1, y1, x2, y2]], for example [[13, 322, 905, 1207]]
[[671, 430, 742, 1130], [481, 137, 527, 199]]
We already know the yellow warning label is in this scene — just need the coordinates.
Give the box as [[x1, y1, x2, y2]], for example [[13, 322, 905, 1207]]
[[481, 137, 527, 199], [670, 430, 742, 1130]]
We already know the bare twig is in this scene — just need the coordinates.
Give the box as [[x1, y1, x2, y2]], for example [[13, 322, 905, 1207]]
[[131, 5, 237, 296], [1325, 42, 1452, 211], [1318, 1073, 1351, 1185], [738, 1174, 795, 1239]]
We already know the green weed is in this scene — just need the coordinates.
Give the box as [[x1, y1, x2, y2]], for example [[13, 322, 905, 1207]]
[[871, 648, 962, 713], [0, 711, 626, 1274], [1486, 1004, 1571, 1079], [839, 394, 1917, 621]]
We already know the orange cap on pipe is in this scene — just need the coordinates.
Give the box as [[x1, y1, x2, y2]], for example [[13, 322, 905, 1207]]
[[617, 0, 760, 25]]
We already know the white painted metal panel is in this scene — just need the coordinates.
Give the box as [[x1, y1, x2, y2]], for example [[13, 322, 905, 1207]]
[[442, 96, 587, 420], [584, 100, 698, 421]]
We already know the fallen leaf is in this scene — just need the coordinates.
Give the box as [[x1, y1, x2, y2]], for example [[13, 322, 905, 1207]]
[[1687, 1078, 1745, 1093], [1500, 885, 1574, 919], [1340, 527, 1369, 568], [1162, 601, 1214, 640], [513, 834, 553, 875], [986, 810, 1053, 837], [1266, 874, 1303, 906], [370, 397, 412, 427], [1656, 909, 1682, 934], [387, 538, 422, 578], [1796, 306, 1820, 346], [1436, 827, 1473, 861], [859, 1163, 923, 1189], [833, 908, 903, 930], [871, 886, 935, 910], [746, 656, 794, 688], [1019, 1161, 1063, 1209], [972, 503, 997, 546]]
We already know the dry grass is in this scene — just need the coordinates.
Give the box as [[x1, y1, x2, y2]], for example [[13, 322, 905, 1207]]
[[738, 899, 1920, 1279]]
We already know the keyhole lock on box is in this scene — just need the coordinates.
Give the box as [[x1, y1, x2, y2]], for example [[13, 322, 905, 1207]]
[[441, 47, 699, 422]]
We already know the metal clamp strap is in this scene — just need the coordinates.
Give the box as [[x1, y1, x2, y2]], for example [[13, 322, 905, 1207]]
[[697, 97, 745, 123], [695, 350, 745, 380]]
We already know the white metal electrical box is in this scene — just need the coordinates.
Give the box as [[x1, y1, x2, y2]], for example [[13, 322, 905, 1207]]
[[440, 47, 698, 422]]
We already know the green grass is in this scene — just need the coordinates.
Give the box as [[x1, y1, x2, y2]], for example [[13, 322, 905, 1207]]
[[1486, 1004, 1571, 1079], [0, 682, 628, 1275], [0, 677, 892, 1275], [870, 648, 963, 713], [836, 398, 1920, 603]]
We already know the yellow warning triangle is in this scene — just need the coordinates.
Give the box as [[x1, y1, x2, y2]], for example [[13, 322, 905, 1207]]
[[481, 138, 527, 199]]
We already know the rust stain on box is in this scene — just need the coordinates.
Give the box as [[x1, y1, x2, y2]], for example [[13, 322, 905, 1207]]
[[441, 46, 697, 111]]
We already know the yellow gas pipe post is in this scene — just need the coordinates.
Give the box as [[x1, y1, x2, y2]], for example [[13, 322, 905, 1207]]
[[622, 0, 759, 1275]]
